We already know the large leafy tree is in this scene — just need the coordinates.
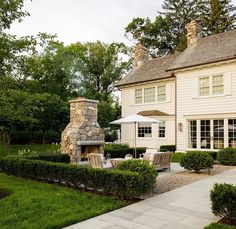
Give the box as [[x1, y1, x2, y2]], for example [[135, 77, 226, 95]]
[[63, 41, 131, 100], [125, 16, 176, 57], [125, 0, 236, 57], [199, 0, 236, 35]]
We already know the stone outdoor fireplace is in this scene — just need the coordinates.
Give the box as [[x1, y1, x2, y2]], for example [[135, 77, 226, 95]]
[[61, 97, 105, 163]]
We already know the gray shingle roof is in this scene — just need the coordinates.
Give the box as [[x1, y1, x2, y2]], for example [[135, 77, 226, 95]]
[[117, 29, 236, 87], [168, 29, 236, 71], [116, 53, 180, 87]]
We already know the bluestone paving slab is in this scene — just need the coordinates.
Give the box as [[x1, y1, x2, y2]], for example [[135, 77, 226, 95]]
[[64, 168, 236, 229]]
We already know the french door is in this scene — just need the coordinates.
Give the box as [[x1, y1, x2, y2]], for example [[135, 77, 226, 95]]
[[200, 119, 224, 150]]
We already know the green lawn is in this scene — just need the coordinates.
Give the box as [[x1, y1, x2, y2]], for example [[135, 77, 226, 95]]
[[204, 223, 236, 229], [0, 173, 126, 229], [171, 152, 185, 163], [0, 144, 60, 158]]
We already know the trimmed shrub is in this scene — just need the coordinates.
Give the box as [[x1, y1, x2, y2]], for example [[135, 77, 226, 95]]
[[105, 143, 129, 150], [0, 157, 153, 199], [104, 147, 146, 159], [116, 159, 157, 194], [160, 145, 176, 152], [180, 151, 214, 173], [7, 154, 70, 163], [217, 148, 236, 165], [187, 151, 218, 161], [210, 183, 236, 222]]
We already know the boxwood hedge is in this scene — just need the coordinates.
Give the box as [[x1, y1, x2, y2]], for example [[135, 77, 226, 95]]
[[0, 157, 153, 199]]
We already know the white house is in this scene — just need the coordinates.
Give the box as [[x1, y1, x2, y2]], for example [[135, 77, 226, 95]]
[[117, 20, 236, 152]]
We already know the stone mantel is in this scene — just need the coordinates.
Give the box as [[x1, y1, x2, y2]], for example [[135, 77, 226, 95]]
[[77, 140, 105, 146]]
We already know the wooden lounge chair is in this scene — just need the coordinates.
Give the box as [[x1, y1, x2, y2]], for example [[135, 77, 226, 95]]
[[87, 153, 112, 169], [143, 151, 172, 171]]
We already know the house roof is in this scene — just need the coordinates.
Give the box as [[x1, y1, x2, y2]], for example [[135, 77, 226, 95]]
[[117, 29, 236, 88], [168, 29, 236, 71], [116, 53, 180, 87], [138, 110, 171, 117]]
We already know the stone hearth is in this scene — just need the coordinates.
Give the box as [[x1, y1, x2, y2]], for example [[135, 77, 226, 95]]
[[61, 97, 105, 163]]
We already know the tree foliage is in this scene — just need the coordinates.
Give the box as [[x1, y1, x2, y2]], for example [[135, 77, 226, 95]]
[[125, 0, 236, 57], [199, 0, 236, 35]]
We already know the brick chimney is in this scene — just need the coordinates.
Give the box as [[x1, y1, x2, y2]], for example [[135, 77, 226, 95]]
[[186, 20, 201, 46], [134, 43, 149, 67]]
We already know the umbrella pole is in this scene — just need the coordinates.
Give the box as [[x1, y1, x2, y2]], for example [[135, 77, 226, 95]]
[[134, 122, 137, 158]]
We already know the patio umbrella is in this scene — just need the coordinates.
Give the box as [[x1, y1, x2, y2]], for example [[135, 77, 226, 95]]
[[110, 114, 161, 158]]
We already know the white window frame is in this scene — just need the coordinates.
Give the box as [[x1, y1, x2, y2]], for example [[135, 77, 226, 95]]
[[212, 75, 224, 95], [157, 85, 166, 102], [198, 75, 224, 97], [199, 76, 210, 97], [144, 87, 156, 103], [158, 121, 166, 138], [135, 88, 143, 104], [138, 123, 152, 138]]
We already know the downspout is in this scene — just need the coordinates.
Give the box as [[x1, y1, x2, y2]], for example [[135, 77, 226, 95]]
[[174, 73, 177, 151]]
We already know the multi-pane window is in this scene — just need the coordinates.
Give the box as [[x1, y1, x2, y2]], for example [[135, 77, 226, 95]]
[[213, 75, 224, 95], [157, 85, 166, 102], [144, 87, 155, 103], [158, 122, 166, 138], [188, 120, 197, 148], [228, 119, 236, 148], [135, 89, 142, 104], [199, 76, 210, 96], [213, 120, 224, 149], [200, 120, 211, 149], [138, 124, 152, 138]]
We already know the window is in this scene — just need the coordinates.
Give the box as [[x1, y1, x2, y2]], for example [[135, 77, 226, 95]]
[[213, 120, 224, 149], [135, 89, 142, 104], [158, 122, 166, 138], [199, 76, 210, 96], [157, 85, 166, 102], [213, 75, 224, 95], [138, 124, 152, 138], [188, 120, 197, 148], [200, 120, 211, 149], [144, 87, 155, 103], [228, 119, 236, 148]]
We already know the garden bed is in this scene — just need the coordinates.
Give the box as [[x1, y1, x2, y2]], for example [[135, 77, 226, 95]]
[[0, 189, 10, 200]]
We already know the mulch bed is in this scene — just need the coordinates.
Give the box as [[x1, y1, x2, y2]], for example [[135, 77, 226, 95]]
[[145, 164, 235, 198], [0, 189, 11, 199], [218, 216, 236, 226]]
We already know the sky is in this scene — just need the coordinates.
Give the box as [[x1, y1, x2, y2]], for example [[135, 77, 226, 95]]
[[10, 0, 163, 45], [9, 0, 236, 46]]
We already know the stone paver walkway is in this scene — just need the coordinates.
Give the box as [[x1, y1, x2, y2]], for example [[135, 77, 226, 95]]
[[65, 168, 236, 229]]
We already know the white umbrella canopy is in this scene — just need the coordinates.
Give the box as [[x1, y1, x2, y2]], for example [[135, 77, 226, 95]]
[[110, 114, 161, 158], [110, 114, 161, 124]]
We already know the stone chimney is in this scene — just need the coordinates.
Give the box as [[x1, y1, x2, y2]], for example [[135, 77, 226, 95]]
[[186, 20, 201, 46], [61, 97, 105, 163], [134, 43, 149, 67]]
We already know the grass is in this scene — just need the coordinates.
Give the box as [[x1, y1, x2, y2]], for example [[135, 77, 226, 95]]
[[0, 173, 126, 229], [0, 144, 60, 158], [171, 152, 185, 163], [204, 223, 236, 229]]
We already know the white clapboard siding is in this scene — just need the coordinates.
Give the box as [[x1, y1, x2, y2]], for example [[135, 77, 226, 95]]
[[176, 61, 236, 151]]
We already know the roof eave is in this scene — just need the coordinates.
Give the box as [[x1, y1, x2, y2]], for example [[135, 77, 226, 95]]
[[167, 56, 236, 72]]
